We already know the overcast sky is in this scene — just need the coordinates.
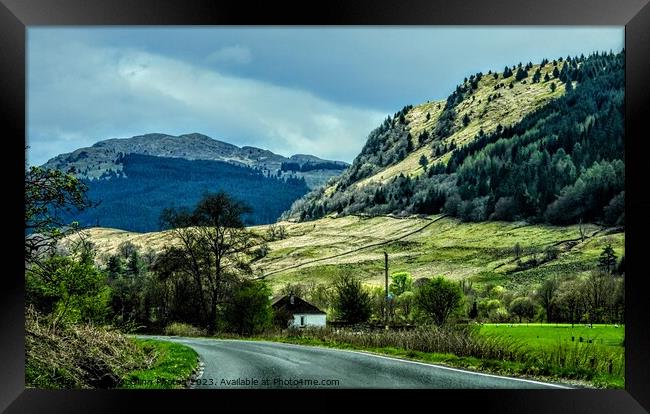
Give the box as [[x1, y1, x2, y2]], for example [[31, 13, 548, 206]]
[[27, 27, 623, 165]]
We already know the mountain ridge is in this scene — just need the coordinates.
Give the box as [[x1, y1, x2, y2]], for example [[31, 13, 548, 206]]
[[43, 132, 348, 189]]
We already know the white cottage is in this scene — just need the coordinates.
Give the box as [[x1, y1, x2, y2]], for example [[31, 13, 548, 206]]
[[272, 294, 326, 328]]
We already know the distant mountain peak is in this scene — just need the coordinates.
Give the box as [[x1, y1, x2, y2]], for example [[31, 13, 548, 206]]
[[43, 132, 349, 189]]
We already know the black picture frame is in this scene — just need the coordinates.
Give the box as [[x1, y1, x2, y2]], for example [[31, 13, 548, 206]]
[[2, 0, 649, 412]]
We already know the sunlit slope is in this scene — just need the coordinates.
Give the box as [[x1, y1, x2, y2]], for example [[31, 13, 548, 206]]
[[82, 213, 623, 293], [338, 63, 566, 191]]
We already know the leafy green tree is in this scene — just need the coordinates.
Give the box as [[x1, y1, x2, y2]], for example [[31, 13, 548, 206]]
[[25, 166, 93, 263], [332, 271, 371, 324], [545, 160, 624, 224], [509, 297, 535, 322], [396, 291, 415, 320], [106, 255, 124, 279], [515, 67, 528, 81], [565, 79, 573, 92], [603, 191, 624, 226], [544, 72, 551, 82], [478, 298, 504, 320], [126, 250, 144, 277], [552, 66, 560, 78], [462, 113, 471, 126], [468, 300, 478, 319], [26, 253, 109, 329], [418, 130, 429, 145], [419, 155, 428, 171], [415, 276, 463, 325], [389, 271, 413, 296], [598, 243, 617, 274], [549, 82, 557, 92], [223, 280, 272, 335], [406, 136, 414, 152]]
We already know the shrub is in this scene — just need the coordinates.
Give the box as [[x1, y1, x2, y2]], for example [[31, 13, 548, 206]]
[[544, 246, 560, 261], [25, 307, 152, 389], [163, 322, 207, 338], [252, 243, 270, 260], [26, 254, 110, 328]]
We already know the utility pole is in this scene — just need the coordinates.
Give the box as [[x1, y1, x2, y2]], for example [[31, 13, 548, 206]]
[[384, 251, 389, 327], [384, 252, 389, 299]]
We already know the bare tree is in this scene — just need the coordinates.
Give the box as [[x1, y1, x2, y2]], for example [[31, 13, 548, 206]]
[[578, 218, 586, 242], [158, 192, 257, 332], [555, 278, 585, 327], [266, 223, 287, 241], [536, 277, 559, 322], [584, 270, 616, 325]]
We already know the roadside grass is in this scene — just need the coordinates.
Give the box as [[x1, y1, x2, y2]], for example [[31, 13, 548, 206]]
[[120, 339, 199, 389], [25, 307, 153, 389], [237, 325, 623, 388], [261, 335, 537, 380]]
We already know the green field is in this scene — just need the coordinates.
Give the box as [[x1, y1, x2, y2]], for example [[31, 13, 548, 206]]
[[479, 323, 624, 351], [478, 323, 624, 387]]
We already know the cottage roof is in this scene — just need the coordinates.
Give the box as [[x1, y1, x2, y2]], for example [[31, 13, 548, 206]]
[[271, 295, 326, 315]]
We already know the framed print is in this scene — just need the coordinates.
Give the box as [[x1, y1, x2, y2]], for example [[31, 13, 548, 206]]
[[2, 0, 649, 412]]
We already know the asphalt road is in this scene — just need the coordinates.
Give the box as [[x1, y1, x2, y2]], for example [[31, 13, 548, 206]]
[[142, 336, 570, 389]]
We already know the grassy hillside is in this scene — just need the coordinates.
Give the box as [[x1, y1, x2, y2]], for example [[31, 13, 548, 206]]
[[295, 61, 567, 206], [81, 215, 624, 294], [357, 63, 566, 188], [286, 52, 624, 228]]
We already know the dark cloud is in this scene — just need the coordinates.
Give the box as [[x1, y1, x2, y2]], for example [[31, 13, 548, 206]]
[[27, 27, 623, 165]]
